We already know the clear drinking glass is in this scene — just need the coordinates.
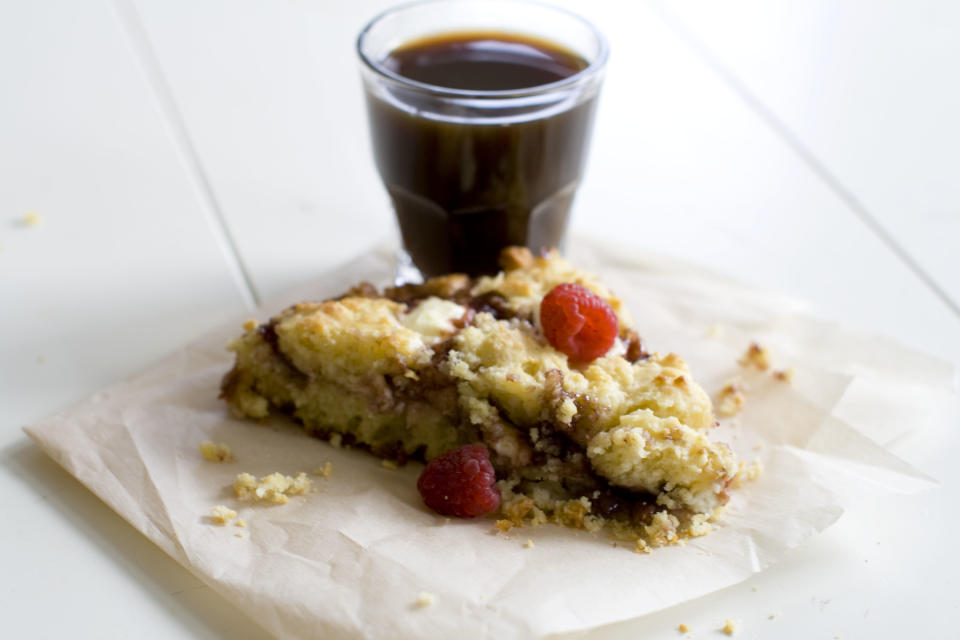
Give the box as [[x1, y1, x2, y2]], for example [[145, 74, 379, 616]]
[[357, 0, 608, 281]]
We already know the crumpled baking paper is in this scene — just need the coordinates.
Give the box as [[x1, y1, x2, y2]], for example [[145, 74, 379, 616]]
[[25, 237, 954, 640]]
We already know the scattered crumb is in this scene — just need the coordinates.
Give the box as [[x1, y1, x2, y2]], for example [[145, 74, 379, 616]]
[[313, 462, 334, 477], [242, 318, 258, 332], [199, 441, 236, 463], [772, 367, 796, 383], [235, 519, 246, 528], [210, 505, 237, 525], [234, 532, 244, 538], [739, 342, 771, 370], [523, 539, 534, 549], [716, 379, 747, 417], [381, 459, 398, 470], [36, 355, 46, 364], [22, 211, 43, 227], [833, 636, 841, 639], [751, 586, 759, 592], [731, 459, 763, 488], [413, 592, 435, 608], [752, 443, 765, 451], [721, 619, 739, 635], [494, 519, 513, 533], [329, 433, 342, 448], [677, 623, 690, 633], [233, 471, 312, 504], [768, 612, 780, 620], [634, 539, 651, 554], [706, 324, 725, 339]]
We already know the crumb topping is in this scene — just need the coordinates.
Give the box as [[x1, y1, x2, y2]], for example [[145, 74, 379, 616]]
[[586, 410, 735, 513], [731, 459, 763, 488], [721, 619, 739, 635], [739, 343, 771, 371], [233, 472, 311, 504], [210, 505, 237, 524], [773, 367, 796, 383], [413, 592, 435, 608], [199, 441, 236, 463], [471, 249, 632, 328], [22, 211, 43, 227], [716, 379, 747, 418]]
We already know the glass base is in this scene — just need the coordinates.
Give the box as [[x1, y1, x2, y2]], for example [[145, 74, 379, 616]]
[[393, 247, 424, 286]]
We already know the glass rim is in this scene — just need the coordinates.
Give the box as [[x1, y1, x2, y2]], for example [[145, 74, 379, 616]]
[[356, 0, 610, 100]]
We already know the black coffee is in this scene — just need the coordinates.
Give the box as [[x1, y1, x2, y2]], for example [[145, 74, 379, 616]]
[[366, 31, 597, 277]]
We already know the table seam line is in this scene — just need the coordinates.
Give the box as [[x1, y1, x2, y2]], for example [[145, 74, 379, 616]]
[[110, 0, 261, 309], [645, 0, 960, 322]]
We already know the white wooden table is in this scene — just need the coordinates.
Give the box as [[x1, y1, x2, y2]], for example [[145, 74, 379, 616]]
[[3, 1, 958, 637]]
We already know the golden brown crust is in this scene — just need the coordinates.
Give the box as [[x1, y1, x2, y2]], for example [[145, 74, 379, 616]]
[[221, 247, 741, 548]]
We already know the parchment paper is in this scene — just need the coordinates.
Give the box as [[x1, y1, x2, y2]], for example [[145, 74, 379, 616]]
[[25, 237, 954, 640]]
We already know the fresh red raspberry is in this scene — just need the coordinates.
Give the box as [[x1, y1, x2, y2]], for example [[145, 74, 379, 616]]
[[540, 283, 619, 363], [417, 444, 500, 518]]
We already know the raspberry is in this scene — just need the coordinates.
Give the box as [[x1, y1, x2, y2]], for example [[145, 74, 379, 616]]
[[540, 283, 619, 362], [417, 444, 500, 518]]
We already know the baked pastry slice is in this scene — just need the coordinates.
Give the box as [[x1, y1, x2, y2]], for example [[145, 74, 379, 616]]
[[221, 248, 738, 547]]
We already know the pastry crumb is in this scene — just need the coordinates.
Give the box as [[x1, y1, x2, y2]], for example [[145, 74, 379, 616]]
[[381, 459, 398, 470], [210, 505, 237, 524], [751, 585, 759, 592], [234, 532, 244, 538], [494, 519, 513, 533], [413, 592, 435, 608], [313, 462, 334, 477], [523, 539, 534, 549], [199, 441, 236, 463], [677, 623, 690, 633], [768, 612, 780, 620], [22, 211, 43, 227], [772, 367, 796, 383], [706, 324, 725, 339], [329, 433, 343, 448], [233, 471, 311, 504], [235, 518, 246, 528], [716, 379, 747, 417], [738, 342, 770, 371], [721, 619, 739, 635], [242, 318, 258, 332], [731, 459, 763, 488]]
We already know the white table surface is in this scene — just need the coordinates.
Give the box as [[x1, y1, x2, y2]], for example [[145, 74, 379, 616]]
[[3, 0, 958, 637]]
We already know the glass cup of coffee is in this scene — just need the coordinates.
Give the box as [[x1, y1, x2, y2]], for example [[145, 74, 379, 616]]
[[357, 0, 608, 280]]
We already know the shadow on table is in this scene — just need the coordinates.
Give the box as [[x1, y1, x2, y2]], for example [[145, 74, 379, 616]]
[[3, 438, 274, 640]]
